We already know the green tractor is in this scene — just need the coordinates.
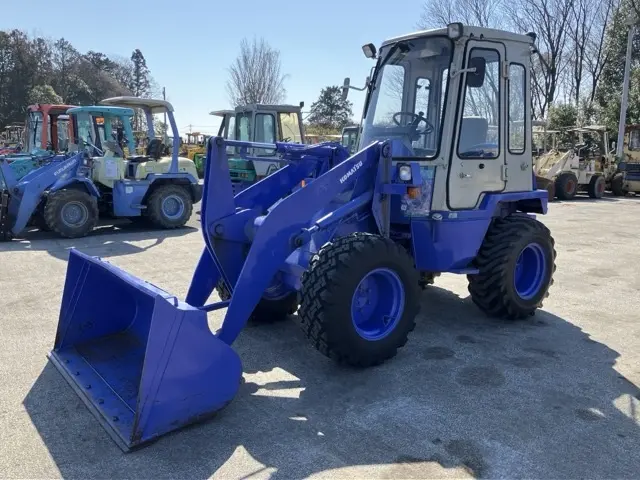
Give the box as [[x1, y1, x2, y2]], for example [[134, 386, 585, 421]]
[[202, 103, 305, 184], [341, 125, 360, 154]]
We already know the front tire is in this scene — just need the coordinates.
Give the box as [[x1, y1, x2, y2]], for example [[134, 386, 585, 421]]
[[147, 184, 193, 228], [44, 189, 98, 239], [298, 232, 421, 367], [587, 175, 605, 199], [468, 215, 556, 320], [611, 172, 628, 196], [555, 172, 578, 200], [216, 278, 298, 324]]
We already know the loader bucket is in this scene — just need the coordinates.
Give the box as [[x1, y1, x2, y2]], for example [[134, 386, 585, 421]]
[[48, 249, 242, 451]]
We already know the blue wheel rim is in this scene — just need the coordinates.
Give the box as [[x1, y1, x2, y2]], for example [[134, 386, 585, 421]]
[[351, 268, 405, 340], [161, 194, 185, 220], [61, 201, 88, 227], [514, 243, 547, 300]]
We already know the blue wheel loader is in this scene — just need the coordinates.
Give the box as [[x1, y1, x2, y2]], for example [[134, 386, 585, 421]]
[[0, 99, 202, 240], [47, 24, 556, 451]]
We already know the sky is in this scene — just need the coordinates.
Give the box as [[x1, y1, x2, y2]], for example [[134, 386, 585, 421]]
[[1, 0, 427, 138]]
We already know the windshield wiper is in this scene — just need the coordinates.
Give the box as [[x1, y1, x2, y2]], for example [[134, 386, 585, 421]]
[[363, 41, 410, 118]]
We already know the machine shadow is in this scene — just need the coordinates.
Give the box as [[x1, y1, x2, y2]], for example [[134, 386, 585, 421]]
[[1, 221, 197, 261], [23, 286, 640, 479]]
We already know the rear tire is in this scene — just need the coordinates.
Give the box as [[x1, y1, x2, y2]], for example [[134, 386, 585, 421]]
[[298, 232, 421, 367], [555, 172, 578, 200], [146, 184, 193, 228], [44, 189, 98, 239], [467, 214, 556, 320], [587, 175, 605, 199], [611, 172, 628, 196], [216, 279, 298, 324]]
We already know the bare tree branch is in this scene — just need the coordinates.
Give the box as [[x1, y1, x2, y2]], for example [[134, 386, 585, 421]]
[[225, 37, 288, 107], [506, 0, 575, 118], [418, 0, 504, 28]]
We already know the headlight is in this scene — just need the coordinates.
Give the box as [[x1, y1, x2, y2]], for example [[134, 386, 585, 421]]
[[398, 165, 412, 181]]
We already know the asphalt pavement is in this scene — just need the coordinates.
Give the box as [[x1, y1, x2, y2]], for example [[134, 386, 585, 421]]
[[1, 195, 639, 479]]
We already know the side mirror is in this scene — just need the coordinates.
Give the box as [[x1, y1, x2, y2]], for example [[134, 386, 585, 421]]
[[341, 78, 351, 101], [466, 57, 486, 88]]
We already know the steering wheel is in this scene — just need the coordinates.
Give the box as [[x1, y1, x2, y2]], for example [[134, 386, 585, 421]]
[[392, 111, 435, 136], [82, 138, 103, 156], [104, 140, 124, 157]]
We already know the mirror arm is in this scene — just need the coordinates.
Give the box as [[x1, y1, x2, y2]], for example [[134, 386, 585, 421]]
[[450, 66, 477, 79]]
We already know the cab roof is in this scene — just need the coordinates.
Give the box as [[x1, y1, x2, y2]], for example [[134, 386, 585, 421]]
[[67, 106, 135, 117], [28, 104, 76, 114], [100, 96, 174, 114], [381, 25, 535, 48], [210, 109, 235, 117]]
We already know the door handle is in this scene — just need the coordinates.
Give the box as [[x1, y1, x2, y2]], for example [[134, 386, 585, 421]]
[[459, 172, 472, 178]]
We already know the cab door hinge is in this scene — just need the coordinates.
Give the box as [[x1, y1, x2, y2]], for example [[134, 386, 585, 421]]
[[501, 164, 508, 181], [502, 61, 510, 78]]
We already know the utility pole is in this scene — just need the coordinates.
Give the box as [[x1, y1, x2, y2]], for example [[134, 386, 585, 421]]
[[617, 15, 637, 158]]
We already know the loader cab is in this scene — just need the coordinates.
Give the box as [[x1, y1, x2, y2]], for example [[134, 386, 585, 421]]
[[341, 125, 359, 154], [68, 106, 137, 188], [24, 104, 76, 154], [211, 103, 305, 183], [99, 96, 200, 182], [356, 24, 536, 210]]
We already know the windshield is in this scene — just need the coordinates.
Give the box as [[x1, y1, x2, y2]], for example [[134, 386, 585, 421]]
[[56, 118, 70, 151], [341, 129, 358, 153], [360, 36, 453, 158], [236, 112, 251, 141], [74, 114, 103, 155], [28, 111, 44, 151]]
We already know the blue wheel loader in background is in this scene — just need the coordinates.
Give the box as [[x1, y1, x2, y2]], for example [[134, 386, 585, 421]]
[[47, 24, 557, 451], [0, 98, 201, 240]]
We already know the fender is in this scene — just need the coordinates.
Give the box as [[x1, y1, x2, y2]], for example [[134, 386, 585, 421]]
[[50, 177, 101, 198]]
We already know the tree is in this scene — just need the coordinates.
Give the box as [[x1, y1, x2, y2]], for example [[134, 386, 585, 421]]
[[0, 29, 158, 130], [307, 86, 353, 131], [548, 103, 578, 143], [130, 49, 151, 131], [506, 0, 574, 119], [27, 84, 63, 105], [131, 49, 151, 97], [583, 0, 621, 104], [595, 1, 640, 127], [226, 37, 287, 106], [418, 0, 504, 28], [51, 38, 80, 102]]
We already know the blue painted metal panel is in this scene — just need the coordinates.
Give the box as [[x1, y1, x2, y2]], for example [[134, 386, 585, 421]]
[[51, 177, 101, 198], [49, 249, 242, 451], [113, 180, 150, 216]]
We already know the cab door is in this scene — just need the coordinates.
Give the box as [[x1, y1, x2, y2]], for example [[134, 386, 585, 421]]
[[448, 41, 507, 209]]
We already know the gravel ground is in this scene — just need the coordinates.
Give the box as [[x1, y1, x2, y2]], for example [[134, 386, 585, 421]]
[[1, 195, 640, 479]]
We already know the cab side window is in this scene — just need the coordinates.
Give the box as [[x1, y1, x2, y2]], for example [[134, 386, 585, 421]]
[[508, 64, 526, 154], [457, 48, 501, 159]]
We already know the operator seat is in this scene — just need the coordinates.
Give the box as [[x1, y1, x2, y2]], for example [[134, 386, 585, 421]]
[[147, 139, 163, 160], [459, 117, 489, 154], [124, 138, 163, 179]]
